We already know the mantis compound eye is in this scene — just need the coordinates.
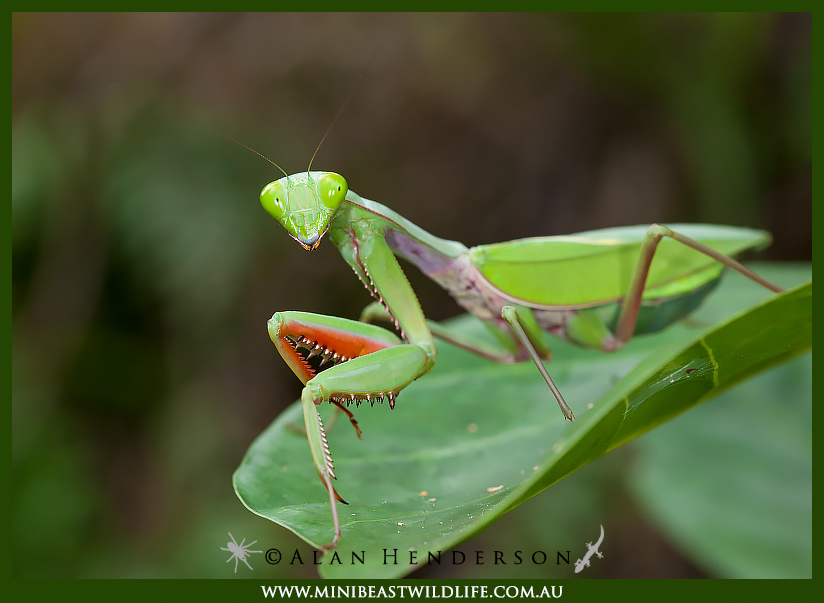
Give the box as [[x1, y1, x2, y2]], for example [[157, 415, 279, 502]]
[[260, 180, 287, 220], [317, 173, 348, 211]]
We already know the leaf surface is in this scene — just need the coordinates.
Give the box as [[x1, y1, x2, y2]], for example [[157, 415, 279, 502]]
[[234, 264, 811, 578]]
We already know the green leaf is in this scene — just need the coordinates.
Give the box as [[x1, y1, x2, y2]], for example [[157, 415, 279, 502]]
[[628, 352, 812, 578], [234, 264, 810, 578]]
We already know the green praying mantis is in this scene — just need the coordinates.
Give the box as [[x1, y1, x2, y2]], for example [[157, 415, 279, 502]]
[[257, 167, 783, 551]]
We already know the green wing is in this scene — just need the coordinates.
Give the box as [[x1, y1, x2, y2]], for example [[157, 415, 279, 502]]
[[469, 224, 771, 307]]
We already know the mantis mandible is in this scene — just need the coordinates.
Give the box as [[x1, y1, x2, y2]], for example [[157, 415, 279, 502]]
[[257, 168, 783, 550]]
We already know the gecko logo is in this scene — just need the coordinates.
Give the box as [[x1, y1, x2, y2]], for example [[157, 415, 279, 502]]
[[574, 525, 604, 573]]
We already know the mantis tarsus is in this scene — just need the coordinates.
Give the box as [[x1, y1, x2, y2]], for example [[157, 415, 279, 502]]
[[258, 170, 782, 551]]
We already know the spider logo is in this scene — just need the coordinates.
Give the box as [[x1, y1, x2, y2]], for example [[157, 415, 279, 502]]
[[221, 532, 262, 573]]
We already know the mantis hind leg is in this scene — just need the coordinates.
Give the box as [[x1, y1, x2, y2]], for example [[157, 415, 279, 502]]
[[612, 224, 784, 349]]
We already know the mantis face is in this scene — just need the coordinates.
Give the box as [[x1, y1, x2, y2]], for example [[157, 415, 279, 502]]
[[260, 171, 348, 250]]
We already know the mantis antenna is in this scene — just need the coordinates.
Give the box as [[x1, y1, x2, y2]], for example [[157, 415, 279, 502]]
[[307, 48, 382, 173], [306, 90, 352, 174], [186, 112, 289, 178]]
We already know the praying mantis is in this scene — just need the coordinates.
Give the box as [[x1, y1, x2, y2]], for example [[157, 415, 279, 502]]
[[258, 169, 783, 551]]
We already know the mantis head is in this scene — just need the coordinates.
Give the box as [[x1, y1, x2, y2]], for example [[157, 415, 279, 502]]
[[260, 171, 348, 250]]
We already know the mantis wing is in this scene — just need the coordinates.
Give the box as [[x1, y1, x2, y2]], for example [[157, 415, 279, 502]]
[[469, 224, 771, 308]]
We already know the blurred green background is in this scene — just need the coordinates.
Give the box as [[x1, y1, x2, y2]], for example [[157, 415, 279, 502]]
[[12, 13, 810, 578]]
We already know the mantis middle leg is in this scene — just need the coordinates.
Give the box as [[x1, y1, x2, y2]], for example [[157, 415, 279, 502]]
[[361, 300, 574, 421]]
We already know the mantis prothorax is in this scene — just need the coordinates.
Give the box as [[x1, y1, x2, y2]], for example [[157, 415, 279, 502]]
[[257, 169, 784, 551]]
